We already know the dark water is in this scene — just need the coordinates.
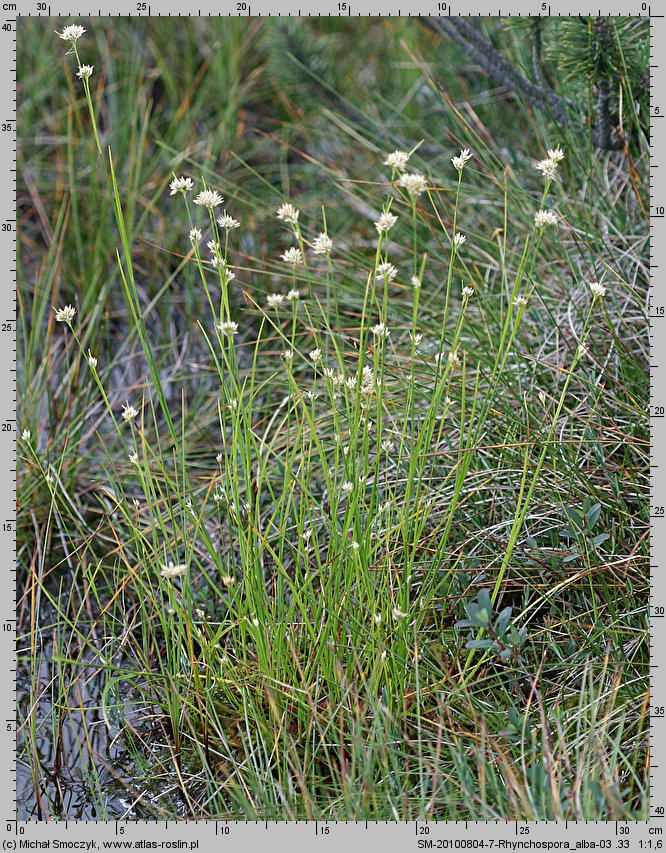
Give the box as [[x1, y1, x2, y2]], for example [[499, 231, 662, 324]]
[[15, 595, 177, 820], [16, 642, 139, 819]]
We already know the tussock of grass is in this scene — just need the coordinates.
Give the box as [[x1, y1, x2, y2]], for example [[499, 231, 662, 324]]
[[17, 17, 648, 820]]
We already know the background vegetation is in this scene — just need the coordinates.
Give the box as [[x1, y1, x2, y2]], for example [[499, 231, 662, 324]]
[[17, 16, 649, 820]]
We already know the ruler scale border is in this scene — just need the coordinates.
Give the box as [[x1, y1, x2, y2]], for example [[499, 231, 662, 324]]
[[9, 4, 657, 848]]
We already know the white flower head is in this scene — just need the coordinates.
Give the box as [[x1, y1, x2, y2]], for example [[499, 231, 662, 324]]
[[276, 203, 299, 225], [396, 172, 428, 197], [535, 158, 559, 181], [54, 305, 76, 324], [193, 188, 224, 209], [86, 350, 98, 369], [286, 289, 300, 301], [283, 349, 294, 361], [548, 147, 565, 164], [56, 24, 86, 43], [384, 150, 411, 172], [512, 295, 528, 308], [160, 561, 188, 579], [453, 232, 466, 249], [121, 402, 139, 423], [76, 65, 94, 80], [448, 350, 461, 367], [375, 212, 398, 234], [451, 148, 472, 172], [128, 452, 138, 465], [21, 429, 31, 442], [462, 286, 475, 300], [392, 606, 409, 621], [312, 233, 333, 256], [411, 276, 422, 289], [309, 348, 323, 365], [267, 293, 285, 308], [341, 481, 354, 496], [189, 227, 202, 243], [534, 209, 558, 228], [376, 262, 398, 282], [210, 257, 235, 281], [371, 322, 390, 340], [217, 213, 240, 229], [169, 176, 194, 196], [589, 281, 607, 299], [281, 247, 303, 266], [216, 320, 239, 336]]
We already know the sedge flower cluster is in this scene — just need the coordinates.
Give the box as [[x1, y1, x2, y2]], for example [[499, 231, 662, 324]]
[[535, 146, 565, 181]]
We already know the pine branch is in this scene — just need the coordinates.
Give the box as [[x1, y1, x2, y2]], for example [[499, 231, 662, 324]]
[[420, 17, 576, 125]]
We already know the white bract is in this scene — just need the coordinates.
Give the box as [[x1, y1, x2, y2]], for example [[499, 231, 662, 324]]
[[396, 172, 428, 196], [376, 262, 398, 282], [121, 402, 139, 423], [169, 176, 194, 195], [193, 189, 224, 209], [534, 209, 558, 228], [56, 24, 86, 42], [383, 150, 410, 171], [217, 213, 240, 229], [375, 212, 398, 233], [54, 305, 76, 324], [160, 562, 187, 579], [312, 233, 333, 256], [451, 148, 472, 172], [277, 203, 299, 224], [281, 247, 303, 265], [216, 320, 239, 336], [535, 146, 564, 181]]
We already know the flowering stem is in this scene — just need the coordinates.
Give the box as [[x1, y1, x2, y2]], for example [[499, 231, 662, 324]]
[[439, 170, 464, 355]]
